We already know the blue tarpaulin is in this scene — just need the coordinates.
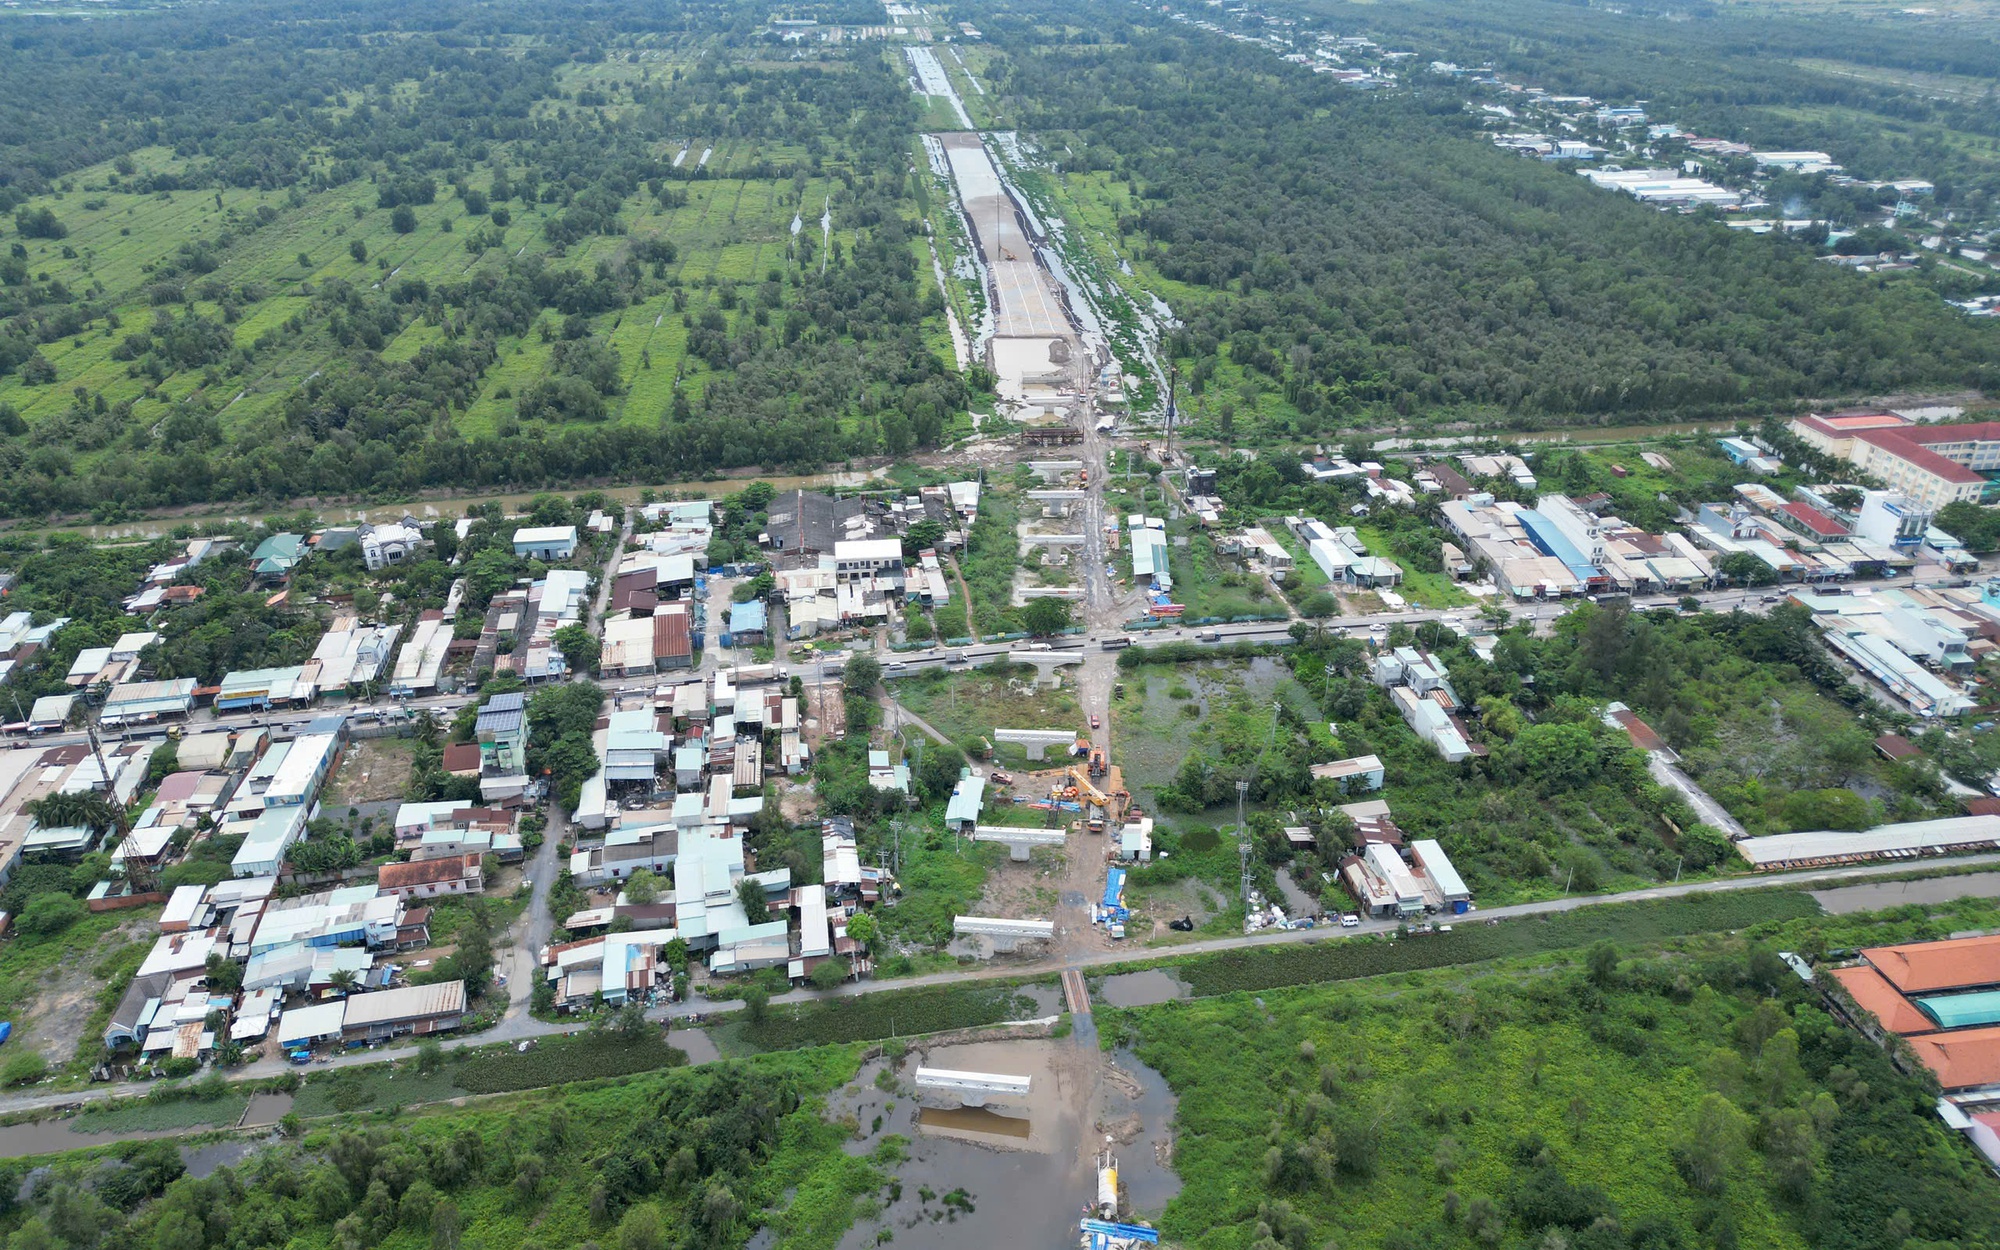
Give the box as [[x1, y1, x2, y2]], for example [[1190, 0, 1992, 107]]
[[1102, 867, 1126, 910], [1082, 1219, 1160, 1247]]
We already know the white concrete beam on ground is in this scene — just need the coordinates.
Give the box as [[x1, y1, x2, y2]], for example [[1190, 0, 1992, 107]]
[[993, 728, 1082, 760], [970, 827, 1068, 860], [914, 1065, 1033, 1106]]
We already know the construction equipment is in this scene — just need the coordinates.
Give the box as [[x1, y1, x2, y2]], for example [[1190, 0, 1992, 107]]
[[1060, 764, 1117, 834], [1064, 765, 1111, 808], [1089, 749, 1107, 779]]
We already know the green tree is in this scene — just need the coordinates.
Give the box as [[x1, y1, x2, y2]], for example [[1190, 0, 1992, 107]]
[[1679, 824, 1734, 871], [843, 654, 882, 694], [1021, 596, 1074, 636], [843, 911, 877, 949], [1781, 788, 1874, 832], [391, 205, 418, 234], [809, 958, 850, 990], [553, 623, 600, 676], [737, 878, 771, 925], [1677, 1093, 1751, 1194], [15, 892, 82, 937], [624, 868, 660, 905], [1586, 942, 1620, 988], [1717, 552, 1779, 586], [429, 1198, 461, 1250]]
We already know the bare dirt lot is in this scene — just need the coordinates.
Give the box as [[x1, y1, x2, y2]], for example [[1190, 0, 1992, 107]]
[[19, 914, 155, 1065], [322, 737, 417, 806], [802, 683, 846, 748], [972, 845, 1065, 919]]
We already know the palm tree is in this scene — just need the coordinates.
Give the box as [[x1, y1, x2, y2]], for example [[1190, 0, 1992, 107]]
[[328, 969, 361, 997], [27, 789, 124, 836]]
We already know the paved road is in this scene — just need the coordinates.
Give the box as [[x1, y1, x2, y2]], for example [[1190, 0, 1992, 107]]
[[6, 575, 1965, 755]]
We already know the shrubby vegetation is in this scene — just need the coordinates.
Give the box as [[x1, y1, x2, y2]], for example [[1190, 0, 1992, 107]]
[[1166, 891, 1820, 997], [1107, 928, 2000, 1250], [0, 1046, 886, 1250], [1261, 601, 1933, 901]]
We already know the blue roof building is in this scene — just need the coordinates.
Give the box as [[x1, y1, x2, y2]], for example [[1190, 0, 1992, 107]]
[[729, 599, 768, 638], [1516, 510, 1598, 582]]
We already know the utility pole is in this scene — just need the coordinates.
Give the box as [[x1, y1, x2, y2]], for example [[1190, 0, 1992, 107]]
[[1164, 363, 1179, 462], [84, 719, 146, 892], [1236, 778, 1251, 916]]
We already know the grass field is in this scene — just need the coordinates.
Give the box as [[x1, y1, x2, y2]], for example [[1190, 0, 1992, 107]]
[[1102, 905, 2000, 1250], [1165, 524, 1289, 621], [889, 663, 1083, 761]]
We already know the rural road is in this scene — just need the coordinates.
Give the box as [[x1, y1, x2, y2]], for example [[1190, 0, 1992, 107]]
[[9, 848, 1996, 1120]]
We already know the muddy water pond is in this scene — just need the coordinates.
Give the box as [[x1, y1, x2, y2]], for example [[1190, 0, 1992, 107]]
[[828, 1034, 1180, 1249], [0, 1119, 272, 1176], [239, 1093, 294, 1128], [1097, 969, 1187, 1008], [673, 1028, 721, 1066]]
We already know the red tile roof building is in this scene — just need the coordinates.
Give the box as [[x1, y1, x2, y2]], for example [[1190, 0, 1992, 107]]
[[1830, 965, 1938, 1037], [378, 853, 484, 900], [1862, 933, 2000, 995], [1789, 413, 2000, 510], [1777, 501, 1849, 540], [1907, 1027, 2000, 1092]]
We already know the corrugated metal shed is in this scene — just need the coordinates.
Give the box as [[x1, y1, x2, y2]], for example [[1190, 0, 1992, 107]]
[[341, 980, 466, 1027], [1917, 990, 2000, 1031]]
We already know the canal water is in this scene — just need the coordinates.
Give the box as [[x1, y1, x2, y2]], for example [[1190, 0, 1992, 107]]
[[0, 1116, 276, 1175]]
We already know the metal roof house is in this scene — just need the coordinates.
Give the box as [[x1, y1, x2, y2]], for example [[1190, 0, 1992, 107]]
[[943, 774, 986, 832], [513, 525, 578, 561], [340, 981, 466, 1043], [251, 533, 306, 580], [216, 665, 313, 712], [100, 678, 197, 726]]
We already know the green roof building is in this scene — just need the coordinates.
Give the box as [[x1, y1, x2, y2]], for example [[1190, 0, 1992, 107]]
[[251, 533, 306, 579]]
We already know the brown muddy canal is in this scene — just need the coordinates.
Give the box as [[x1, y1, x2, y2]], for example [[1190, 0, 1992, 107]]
[[828, 1028, 1180, 1249]]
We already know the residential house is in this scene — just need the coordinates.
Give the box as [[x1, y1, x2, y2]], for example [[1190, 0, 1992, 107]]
[[512, 526, 579, 561], [377, 853, 484, 900]]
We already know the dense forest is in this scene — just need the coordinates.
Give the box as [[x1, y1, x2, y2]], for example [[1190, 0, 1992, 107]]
[[0, 0, 963, 520], [977, 0, 1999, 435]]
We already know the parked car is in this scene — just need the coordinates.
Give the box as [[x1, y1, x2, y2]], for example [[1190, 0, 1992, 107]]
[[1089, 714, 1101, 729], [1339, 914, 1361, 928]]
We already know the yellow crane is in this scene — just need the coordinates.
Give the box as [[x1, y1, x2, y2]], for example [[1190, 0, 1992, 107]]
[[1063, 765, 1112, 809]]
